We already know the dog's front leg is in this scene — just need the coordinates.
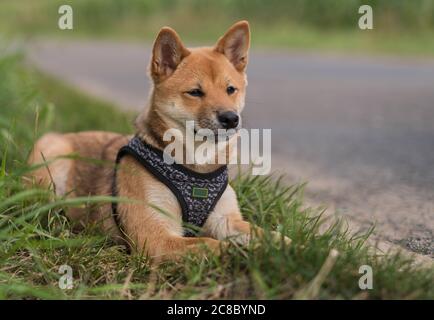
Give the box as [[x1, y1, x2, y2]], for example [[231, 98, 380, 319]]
[[118, 204, 224, 261], [204, 185, 291, 244], [145, 236, 223, 262], [203, 186, 291, 246]]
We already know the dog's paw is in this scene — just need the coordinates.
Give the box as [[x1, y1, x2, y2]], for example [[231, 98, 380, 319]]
[[271, 231, 292, 246], [283, 235, 292, 246]]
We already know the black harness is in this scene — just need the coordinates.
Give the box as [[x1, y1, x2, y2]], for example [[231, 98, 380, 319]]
[[111, 136, 228, 236]]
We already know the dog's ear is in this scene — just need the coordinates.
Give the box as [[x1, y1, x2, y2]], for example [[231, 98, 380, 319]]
[[214, 20, 250, 72], [151, 27, 190, 82]]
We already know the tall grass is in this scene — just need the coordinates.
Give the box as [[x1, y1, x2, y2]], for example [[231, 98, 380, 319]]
[[2, 0, 434, 34], [0, 0, 434, 52], [1, 0, 434, 55], [0, 51, 433, 299]]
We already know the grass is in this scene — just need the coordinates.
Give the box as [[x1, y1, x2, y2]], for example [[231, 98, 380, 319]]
[[0, 51, 433, 300], [1, 0, 434, 56]]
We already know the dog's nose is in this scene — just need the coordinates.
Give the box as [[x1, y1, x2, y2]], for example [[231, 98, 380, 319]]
[[218, 111, 239, 129]]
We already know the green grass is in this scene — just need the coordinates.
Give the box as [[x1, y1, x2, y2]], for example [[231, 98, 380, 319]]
[[0, 51, 433, 299], [1, 0, 434, 56]]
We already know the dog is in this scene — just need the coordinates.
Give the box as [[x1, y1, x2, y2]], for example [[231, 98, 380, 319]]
[[27, 21, 290, 261]]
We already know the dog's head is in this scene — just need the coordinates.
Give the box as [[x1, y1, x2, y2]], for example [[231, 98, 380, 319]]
[[147, 21, 250, 136]]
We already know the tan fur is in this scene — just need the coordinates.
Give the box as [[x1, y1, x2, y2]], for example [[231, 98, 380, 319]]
[[27, 21, 290, 261]]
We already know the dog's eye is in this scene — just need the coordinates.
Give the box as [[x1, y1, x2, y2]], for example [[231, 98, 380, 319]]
[[226, 86, 237, 95], [186, 89, 204, 97]]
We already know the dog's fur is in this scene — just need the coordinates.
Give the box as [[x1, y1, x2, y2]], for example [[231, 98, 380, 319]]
[[27, 21, 289, 261]]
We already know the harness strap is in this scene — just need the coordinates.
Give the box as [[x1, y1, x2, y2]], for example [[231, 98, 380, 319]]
[[111, 136, 228, 237]]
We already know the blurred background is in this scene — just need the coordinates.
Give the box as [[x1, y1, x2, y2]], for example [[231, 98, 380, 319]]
[[1, 0, 433, 257], [1, 0, 434, 54]]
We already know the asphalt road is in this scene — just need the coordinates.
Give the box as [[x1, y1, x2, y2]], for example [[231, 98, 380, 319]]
[[26, 39, 434, 256]]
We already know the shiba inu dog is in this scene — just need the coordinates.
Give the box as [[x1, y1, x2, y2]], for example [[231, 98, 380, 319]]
[[28, 21, 290, 261]]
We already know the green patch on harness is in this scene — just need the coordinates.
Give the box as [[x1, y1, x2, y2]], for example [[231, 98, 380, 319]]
[[192, 187, 208, 198]]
